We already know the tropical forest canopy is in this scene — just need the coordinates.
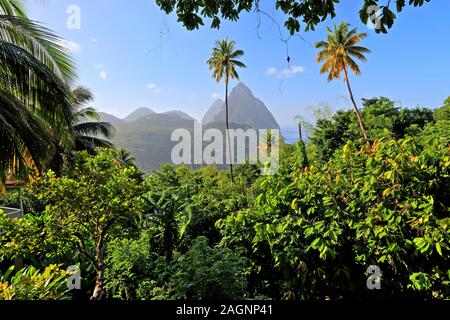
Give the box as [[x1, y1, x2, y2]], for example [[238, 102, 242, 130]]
[[0, 0, 449, 302]]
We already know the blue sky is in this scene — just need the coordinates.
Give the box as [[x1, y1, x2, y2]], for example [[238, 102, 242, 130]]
[[27, 0, 450, 128]]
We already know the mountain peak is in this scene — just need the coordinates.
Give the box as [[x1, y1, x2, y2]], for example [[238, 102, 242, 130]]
[[163, 110, 196, 121], [132, 107, 155, 114], [231, 82, 253, 97], [124, 107, 155, 122], [202, 83, 280, 130]]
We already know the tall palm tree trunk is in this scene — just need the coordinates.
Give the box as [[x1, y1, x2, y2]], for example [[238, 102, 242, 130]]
[[225, 78, 234, 182], [298, 122, 303, 141], [343, 66, 370, 145]]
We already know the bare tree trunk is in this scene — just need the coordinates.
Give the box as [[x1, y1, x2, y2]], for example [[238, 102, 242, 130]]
[[90, 237, 105, 300], [91, 268, 105, 300], [343, 66, 370, 145], [225, 78, 234, 182]]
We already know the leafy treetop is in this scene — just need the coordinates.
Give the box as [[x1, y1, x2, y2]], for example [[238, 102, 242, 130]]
[[155, 0, 431, 34]]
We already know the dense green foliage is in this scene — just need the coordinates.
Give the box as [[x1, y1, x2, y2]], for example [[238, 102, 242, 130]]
[[106, 236, 247, 300], [31, 149, 143, 299], [310, 97, 435, 162], [0, 264, 71, 300], [219, 136, 449, 299], [1, 98, 448, 300]]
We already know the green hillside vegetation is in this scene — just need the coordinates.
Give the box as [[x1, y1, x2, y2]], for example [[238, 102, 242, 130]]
[[113, 116, 255, 172], [107, 83, 282, 172], [112, 114, 194, 172]]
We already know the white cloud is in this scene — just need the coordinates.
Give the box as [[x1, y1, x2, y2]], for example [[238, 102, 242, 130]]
[[265, 67, 277, 76], [282, 65, 305, 78], [90, 37, 97, 43], [60, 40, 82, 54], [266, 65, 305, 78], [211, 92, 221, 99], [94, 64, 107, 80], [147, 82, 160, 94]]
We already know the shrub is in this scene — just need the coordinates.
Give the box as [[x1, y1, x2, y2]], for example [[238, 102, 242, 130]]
[[218, 136, 450, 299], [0, 265, 70, 300], [170, 236, 248, 300]]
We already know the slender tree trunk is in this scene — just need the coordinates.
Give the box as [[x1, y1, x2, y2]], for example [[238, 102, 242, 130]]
[[225, 77, 234, 182], [297, 123, 310, 167], [91, 268, 105, 300], [90, 238, 105, 300], [343, 66, 370, 145], [298, 122, 303, 141]]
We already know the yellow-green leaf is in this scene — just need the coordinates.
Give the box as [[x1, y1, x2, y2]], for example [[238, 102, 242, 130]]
[[435, 243, 442, 256]]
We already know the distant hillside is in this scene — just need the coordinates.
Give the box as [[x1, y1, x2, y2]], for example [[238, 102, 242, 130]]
[[162, 110, 196, 121], [109, 112, 194, 172], [202, 99, 224, 124], [98, 112, 124, 126], [202, 83, 280, 130], [113, 120, 254, 172], [131, 113, 196, 128], [100, 83, 281, 172]]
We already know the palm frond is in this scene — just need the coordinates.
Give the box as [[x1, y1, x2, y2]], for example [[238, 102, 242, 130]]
[[230, 59, 246, 68], [72, 86, 94, 107], [0, 15, 76, 84], [0, 87, 56, 183], [315, 21, 369, 79], [0, 0, 26, 17], [73, 121, 115, 139], [75, 135, 113, 153], [0, 39, 73, 127]]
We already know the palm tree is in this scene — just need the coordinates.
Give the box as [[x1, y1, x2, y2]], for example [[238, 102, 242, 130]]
[[114, 148, 136, 168], [50, 87, 115, 173], [315, 22, 370, 144], [70, 86, 114, 152], [113, 147, 144, 182], [0, 0, 76, 187], [142, 191, 190, 262], [207, 38, 246, 182]]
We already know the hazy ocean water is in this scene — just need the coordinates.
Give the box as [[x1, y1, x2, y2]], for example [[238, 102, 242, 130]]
[[281, 127, 300, 144]]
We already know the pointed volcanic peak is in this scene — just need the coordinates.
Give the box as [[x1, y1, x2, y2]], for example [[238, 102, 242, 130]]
[[202, 98, 224, 124], [202, 82, 280, 130], [230, 82, 254, 98], [124, 107, 155, 122]]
